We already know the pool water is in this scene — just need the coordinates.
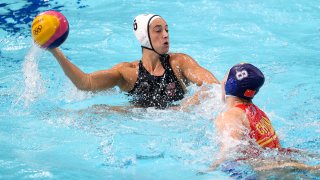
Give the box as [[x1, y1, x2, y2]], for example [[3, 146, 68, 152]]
[[1, 0, 320, 179]]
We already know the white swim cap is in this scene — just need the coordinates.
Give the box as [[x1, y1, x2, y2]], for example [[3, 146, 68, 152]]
[[133, 14, 161, 50]]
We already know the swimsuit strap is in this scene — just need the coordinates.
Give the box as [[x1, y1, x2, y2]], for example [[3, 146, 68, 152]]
[[138, 60, 153, 77], [235, 103, 249, 111], [159, 54, 174, 75]]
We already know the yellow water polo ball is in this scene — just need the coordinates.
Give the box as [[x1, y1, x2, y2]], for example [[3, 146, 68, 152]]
[[31, 10, 69, 49]]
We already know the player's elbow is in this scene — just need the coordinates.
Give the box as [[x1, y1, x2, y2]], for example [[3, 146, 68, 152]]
[[75, 74, 93, 91]]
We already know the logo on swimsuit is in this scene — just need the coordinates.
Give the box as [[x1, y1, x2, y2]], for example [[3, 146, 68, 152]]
[[256, 116, 274, 135], [165, 82, 176, 97]]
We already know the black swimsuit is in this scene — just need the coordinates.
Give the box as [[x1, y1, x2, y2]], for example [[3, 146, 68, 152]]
[[127, 54, 185, 109]]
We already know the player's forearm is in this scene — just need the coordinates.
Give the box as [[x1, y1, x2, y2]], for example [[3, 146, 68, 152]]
[[184, 67, 220, 86], [202, 69, 220, 85], [179, 85, 212, 111], [49, 48, 91, 90]]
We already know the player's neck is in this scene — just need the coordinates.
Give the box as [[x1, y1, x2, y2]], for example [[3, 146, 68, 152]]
[[141, 49, 163, 75], [226, 96, 252, 108]]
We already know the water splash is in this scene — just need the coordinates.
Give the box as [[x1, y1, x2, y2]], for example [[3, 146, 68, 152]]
[[14, 44, 46, 108]]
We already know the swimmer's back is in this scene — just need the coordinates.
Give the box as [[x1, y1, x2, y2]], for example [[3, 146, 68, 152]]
[[236, 103, 281, 149]]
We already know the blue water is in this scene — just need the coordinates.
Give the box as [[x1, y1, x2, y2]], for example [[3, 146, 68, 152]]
[[1, 0, 320, 179]]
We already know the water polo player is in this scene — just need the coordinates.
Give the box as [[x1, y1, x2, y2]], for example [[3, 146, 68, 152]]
[[46, 14, 219, 108], [209, 63, 319, 177]]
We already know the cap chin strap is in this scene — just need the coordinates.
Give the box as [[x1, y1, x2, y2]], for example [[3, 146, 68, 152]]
[[141, 46, 167, 57]]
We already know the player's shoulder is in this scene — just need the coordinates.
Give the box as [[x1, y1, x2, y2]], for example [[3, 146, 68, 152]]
[[218, 107, 245, 124], [169, 52, 191, 60], [168, 53, 195, 67], [113, 61, 139, 70]]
